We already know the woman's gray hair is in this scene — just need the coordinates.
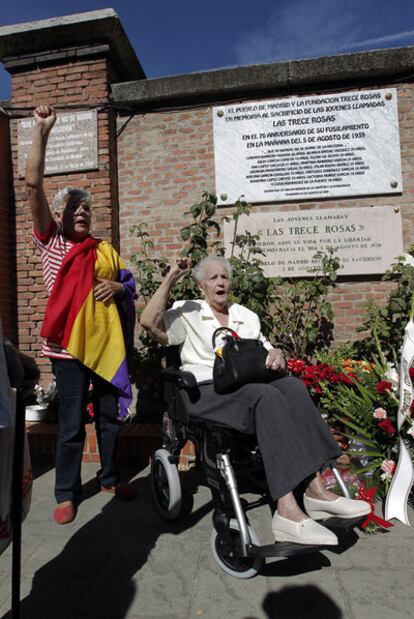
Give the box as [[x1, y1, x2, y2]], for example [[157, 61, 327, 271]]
[[51, 187, 92, 213], [192, 256, 233, 284]]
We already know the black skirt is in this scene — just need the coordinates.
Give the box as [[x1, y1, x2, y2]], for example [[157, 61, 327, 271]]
[[182, 376, 342, 500]]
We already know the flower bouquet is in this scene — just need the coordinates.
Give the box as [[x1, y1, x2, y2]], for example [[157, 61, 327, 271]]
[[289, 350, 414, 529]]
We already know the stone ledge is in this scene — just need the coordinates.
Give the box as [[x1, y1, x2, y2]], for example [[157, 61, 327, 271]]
[[111, 45, 414, 109]]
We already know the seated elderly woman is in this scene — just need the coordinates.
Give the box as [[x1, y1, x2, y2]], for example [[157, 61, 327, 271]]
[[140, 256, 370, 546]]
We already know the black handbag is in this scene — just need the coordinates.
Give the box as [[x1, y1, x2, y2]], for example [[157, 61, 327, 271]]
[[212, 327, 279, 394]]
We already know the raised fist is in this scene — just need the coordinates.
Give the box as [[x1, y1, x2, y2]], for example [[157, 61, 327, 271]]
[[169, 257, 192, 283], [33, 104, 57, 133]]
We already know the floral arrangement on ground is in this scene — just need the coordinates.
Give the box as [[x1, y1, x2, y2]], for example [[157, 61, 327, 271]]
[[288, 349, 414, 531]]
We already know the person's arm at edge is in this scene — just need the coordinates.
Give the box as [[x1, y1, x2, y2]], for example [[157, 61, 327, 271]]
[[25, 105, 57, 235], [140, 259, 191, 345]]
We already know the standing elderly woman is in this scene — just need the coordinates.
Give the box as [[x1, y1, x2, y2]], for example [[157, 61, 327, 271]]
[[26, 105, 136, 525], [140, 256, 370, 546]]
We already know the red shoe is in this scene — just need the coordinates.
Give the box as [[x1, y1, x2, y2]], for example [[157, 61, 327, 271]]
[[100, 482, 137, 500], [53, 501, 77, 525]]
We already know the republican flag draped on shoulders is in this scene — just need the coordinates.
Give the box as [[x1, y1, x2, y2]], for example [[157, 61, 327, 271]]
[[41, 236, 136, 419]]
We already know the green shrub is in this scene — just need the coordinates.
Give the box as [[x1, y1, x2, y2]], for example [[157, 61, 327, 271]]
[[356, 247, 414, 362]]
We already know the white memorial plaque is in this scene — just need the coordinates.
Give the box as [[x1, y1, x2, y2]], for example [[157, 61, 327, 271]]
[[18, 110, 98, 176], [223, 206, 403, 278], [214, 89, 402, 204]]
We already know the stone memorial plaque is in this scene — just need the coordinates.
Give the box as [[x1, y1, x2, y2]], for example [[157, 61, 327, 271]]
[[214, 89, 402, 204], [223, 206, 403, 277], [18, 110, 98, 176]]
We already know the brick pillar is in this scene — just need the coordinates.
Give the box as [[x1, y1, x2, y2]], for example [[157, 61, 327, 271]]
[[0, 9, 145, 383]]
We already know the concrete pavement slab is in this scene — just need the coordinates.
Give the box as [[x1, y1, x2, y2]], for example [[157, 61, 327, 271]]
[[0, 457, 413, 619], [190, 541, 269, 619], [337, 567, 414, 619], [76, 538, 202, 618]]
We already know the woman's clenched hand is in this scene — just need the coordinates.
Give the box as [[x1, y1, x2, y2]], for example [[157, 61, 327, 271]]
[[93, 278, 123, 302], [265, 348, 286, 372], [167, 257, 192, 285], [33, 105, 57, 134]]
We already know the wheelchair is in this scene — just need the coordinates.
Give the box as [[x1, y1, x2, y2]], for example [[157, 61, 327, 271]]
[[151, 348, 361, 578]]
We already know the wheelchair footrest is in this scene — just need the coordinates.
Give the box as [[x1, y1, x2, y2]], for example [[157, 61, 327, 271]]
[[319, 516, 365, 532], [247, 542, 324, 558]]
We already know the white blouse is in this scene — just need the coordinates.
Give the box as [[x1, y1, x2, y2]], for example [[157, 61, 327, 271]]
[[163, 299, 273, 382]]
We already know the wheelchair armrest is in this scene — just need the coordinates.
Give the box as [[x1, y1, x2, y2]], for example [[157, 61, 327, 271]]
[[161, 368, 198, 391]]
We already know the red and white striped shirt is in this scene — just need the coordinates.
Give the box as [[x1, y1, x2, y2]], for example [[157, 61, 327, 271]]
[[33, 222, 74, 359]]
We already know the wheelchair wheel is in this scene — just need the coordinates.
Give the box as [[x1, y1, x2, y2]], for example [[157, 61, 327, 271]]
[[151, 449, 182, 520], [211, 518, 264, 578]]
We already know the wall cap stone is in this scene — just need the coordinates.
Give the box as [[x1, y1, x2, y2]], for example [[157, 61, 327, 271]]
[[112, 45, 414, 108], [0, 8, 145, 82]]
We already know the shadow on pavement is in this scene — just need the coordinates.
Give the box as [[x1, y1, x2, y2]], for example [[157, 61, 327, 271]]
[[31, 455, 55, 481], [244, 585, 343, 618], [1, 466, 212, 619], [261, 551, 332, 577]]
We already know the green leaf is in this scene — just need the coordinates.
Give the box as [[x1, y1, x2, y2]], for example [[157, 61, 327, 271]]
[[339, 431, 377, 447], [331, 414, 373, 438], [351, 459, 382, 474], [190, 203, 202, 218], [204, 202, 216, 217], [347, 450, 383, 457]]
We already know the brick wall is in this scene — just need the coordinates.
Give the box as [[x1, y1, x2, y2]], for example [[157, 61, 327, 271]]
[[9, 54, 119, 382], [117, 108, 215, 257], [117, 81, 414, 344], [4, 39, 414, 376], [0, 111, 15, 341]]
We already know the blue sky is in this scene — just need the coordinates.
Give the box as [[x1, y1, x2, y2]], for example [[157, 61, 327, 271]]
[[1, 0, 414, 100]]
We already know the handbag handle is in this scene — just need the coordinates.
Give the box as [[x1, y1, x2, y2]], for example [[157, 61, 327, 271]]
[[212, 326, 239, 349]]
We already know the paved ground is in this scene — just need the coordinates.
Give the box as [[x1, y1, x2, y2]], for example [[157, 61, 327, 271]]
[[0, 457, 414, 619]]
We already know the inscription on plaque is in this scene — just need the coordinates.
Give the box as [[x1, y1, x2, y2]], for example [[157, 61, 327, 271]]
[[214, 89, 402, 204], [18, 110, 98, 176], [223, 206, 403, 278]]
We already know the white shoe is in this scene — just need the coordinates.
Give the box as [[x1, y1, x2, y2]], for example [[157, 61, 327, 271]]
[[303, 494, 371, 520], [272, 511, 338, 546]]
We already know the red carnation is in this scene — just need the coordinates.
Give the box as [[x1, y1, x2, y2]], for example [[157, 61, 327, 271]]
[[375, 381, 393, 395], [288, 359, 306, 374], [86, 402, 94, 420], [378, 419, 396, 435], [409, 367, 414, 381], [337, 372, 354, 385]]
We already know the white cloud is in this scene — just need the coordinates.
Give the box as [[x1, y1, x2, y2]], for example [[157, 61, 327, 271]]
[[344, 29, 414, 51], [233, 0, 412, 65]]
